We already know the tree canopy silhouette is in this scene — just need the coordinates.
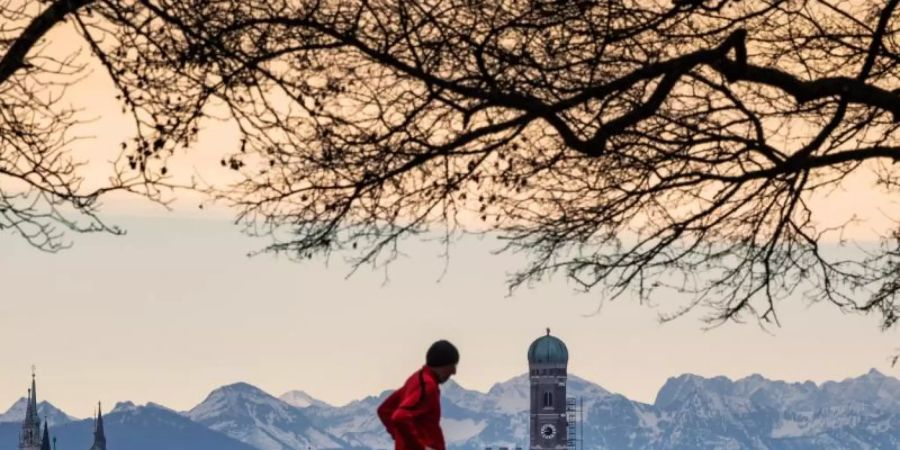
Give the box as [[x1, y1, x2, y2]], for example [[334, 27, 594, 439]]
[[3, 0, 900, 328]]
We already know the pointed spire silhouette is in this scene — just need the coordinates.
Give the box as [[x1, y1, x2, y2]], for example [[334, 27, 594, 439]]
[[30, 368, 37, 414], [40, 420, 51, 450], [20, 369, 42, 450], [89, 402, 106, 450], [25, 369, 39, 427], [23, 388, 35, 424]]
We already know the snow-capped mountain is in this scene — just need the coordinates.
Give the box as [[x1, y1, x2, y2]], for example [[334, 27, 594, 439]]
[[615, 369, 900, 449], [283, 370, 900, 450], [303, 391, 396, 449], [0, 399, 77, 426], [186, 382, 347, 450], [110, 400, 140, 414], [279, 391, 331, 409], [0, 402, 255, 450], [3, 370, 899, 449]]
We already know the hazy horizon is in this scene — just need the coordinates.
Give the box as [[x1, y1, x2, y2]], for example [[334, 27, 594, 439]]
[[3, 210, 898, 418], [0, 361, 893, 420]]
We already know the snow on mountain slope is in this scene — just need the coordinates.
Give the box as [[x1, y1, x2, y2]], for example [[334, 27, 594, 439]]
[[0, 399, 77, 426], [10, 369, 897, 449], [179, 370, 900, 450], [187, 382, 346, 450], [280, 391, 331, 409], [0, 402, 256, 450]]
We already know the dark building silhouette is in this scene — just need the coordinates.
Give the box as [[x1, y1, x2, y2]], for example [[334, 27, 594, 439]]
[[39, 423, 51, 450], [16, 372, 107, 450], [89, 403, 106, 450], [18, 372, 42, 450]]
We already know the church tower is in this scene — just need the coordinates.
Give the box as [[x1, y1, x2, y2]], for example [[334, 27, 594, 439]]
[[19, 372, 42, 450], [40, 422, 51, 450], [528, 329, 568, 450], [89, 403, 106, 450]]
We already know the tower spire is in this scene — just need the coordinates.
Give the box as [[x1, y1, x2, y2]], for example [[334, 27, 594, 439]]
[[19, 370, 42, 450], [40, 419, 51, 450], [30, 366, 38, 420], [89, 402, 106, 450], [24, 388, 34, 423], [31, 364, 37, 406]]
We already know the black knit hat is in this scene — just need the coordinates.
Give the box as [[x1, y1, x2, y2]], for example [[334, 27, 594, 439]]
[[426, 340, 459, 367]]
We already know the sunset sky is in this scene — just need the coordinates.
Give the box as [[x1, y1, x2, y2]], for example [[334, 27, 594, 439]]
[[2, 20, 900, 420]]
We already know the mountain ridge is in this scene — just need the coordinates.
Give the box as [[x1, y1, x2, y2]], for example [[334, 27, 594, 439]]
[[2, 369, 898, 450]]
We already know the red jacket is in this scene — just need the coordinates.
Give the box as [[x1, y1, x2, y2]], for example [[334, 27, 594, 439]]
[[377, 366, 445, 450]]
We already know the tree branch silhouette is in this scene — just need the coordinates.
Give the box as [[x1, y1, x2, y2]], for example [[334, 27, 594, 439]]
[[3, 0, 900, 329]]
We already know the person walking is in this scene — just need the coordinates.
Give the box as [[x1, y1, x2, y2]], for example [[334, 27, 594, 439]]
[[377, 340, 459, 450]]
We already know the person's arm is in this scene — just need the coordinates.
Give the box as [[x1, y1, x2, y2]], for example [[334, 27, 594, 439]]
[[389, 381, 439, 450], [377, 389, 403, 439]]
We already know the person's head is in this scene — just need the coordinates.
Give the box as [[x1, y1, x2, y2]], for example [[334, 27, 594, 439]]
[[426, 340, 459, 384]]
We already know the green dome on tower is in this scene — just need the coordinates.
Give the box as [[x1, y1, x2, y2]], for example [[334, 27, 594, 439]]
[[527, 329, 569, 365]]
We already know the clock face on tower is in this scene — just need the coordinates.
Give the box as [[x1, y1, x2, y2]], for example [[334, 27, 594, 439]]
[[540, 424, 557, 440]]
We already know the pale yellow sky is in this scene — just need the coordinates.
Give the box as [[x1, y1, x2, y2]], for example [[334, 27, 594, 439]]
[[2, 17, 900, 420], [1, 214, 898, 419]]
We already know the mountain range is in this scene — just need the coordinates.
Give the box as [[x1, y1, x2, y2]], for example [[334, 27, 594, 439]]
[[2, 370, 899, 450]]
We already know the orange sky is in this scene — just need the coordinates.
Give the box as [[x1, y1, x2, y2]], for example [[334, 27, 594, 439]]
[[1, 17, 899, 419]]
